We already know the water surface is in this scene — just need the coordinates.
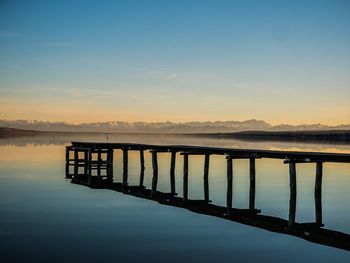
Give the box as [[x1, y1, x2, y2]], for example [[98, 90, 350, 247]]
[[0, 134, 349, 262]]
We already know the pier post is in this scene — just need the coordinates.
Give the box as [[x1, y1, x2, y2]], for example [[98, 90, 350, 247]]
[[288, 162, 297, 226], [170, 151, 176, 195], [151, 151, 158, 197], [74, 149, 79, 178], [107, 149, 113, 183], [122, 148, 128, 191], [249, 158, 256, 211], [84, 150, 89, 178], [226, 156, 233, 215], [204, 154, 210, 202], [315, 162, 323, 225], [139, 150, 145, 188], [183, 153, 189, 202], [87, 149, 92, 185], [97, 150, 102, 181], [65, 147, 70, 178]]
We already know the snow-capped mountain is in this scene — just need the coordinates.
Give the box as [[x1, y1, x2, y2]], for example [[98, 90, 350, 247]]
[[0, 119, 349, 133]]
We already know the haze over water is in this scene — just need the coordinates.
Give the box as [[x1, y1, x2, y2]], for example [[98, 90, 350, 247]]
[[1, 134, 350, 262]]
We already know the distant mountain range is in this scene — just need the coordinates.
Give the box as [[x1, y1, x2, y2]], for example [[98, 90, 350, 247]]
[[1, 119, 350, 133]]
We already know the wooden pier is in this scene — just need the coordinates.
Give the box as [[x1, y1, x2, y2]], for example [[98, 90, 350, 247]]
[[65, 142, 350, 251]]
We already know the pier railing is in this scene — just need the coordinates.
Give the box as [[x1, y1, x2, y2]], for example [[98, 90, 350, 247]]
[[65, 142, 350, 251]]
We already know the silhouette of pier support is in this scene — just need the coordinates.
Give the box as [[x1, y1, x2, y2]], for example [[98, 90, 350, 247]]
[[122, 148, 128, 191], [66, 146, 113, 186], [204, 154, 210, 202], [315, 162, 323, 225], [151, 150, 158, 198], [170, 151, 176, 195], [225, 155, 261, 216], [180, 152, 213, 203], [249, 158, 256, 211], [288, 162, 297, 226], [284, 159, 325, 227], [66, 146, 92, 179], [226, 156, 233, 215], [139, 150, 145, 188], [182, 153, 189, 201]]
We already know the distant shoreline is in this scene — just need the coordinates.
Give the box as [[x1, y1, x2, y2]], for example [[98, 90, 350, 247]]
[[1, 127, 349, 144], [190, 130, 350, 144], [191, 130, 350, 144]]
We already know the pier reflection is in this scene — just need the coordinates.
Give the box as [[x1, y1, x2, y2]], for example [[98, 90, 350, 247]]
[[65, 142, 350, 251]]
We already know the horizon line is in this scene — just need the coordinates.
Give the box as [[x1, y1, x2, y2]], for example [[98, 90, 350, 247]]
[[0, 118, 349, 127]]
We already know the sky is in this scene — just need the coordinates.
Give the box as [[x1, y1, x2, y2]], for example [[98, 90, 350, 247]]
[[0, 0, 349, 125]]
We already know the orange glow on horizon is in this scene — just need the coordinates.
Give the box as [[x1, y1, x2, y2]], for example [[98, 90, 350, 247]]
[[0, 97, 349, 126]]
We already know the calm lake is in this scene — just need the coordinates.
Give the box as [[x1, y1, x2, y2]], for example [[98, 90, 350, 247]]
[[1, 134, 350, 262]]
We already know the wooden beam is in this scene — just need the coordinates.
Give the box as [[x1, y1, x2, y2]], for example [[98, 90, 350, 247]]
[[204, 154, 210, 202]]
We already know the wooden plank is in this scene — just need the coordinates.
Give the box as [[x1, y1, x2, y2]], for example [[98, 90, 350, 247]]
[[249, 158, 256, 211], [183, 153, 189, 201], [204, 154, 210, 202], [139, 150, 145, 187], [151, 151, 158, 197], [289, 162, 297, 226], [170, 151, 176, 195]]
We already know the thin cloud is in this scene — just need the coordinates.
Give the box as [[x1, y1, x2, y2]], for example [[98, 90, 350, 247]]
[[39, 41, 75, 47], [148, 70, 178, 80], [0, 32, 22, 38], [167, 73, 177, 79], [0, 63, 23, 70], [9, 64, 23, 70]]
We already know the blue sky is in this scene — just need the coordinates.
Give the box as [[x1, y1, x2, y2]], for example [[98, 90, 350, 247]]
[[0, 0, 349, 124]]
